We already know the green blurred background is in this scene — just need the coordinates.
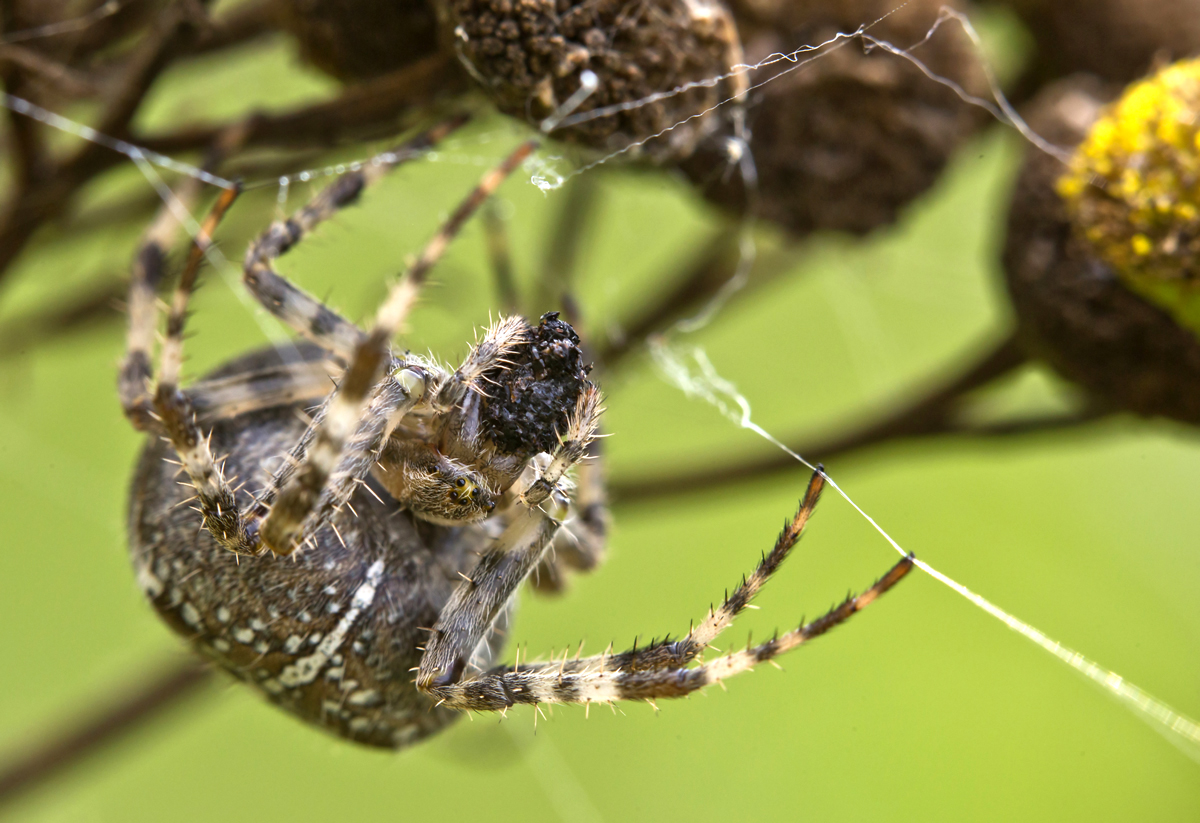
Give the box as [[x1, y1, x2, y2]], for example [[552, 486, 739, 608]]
[[1, 10, 1199, 821]]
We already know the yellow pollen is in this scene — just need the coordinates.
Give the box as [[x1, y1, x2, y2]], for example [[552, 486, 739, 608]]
[[1057, 57, 1200, 336]]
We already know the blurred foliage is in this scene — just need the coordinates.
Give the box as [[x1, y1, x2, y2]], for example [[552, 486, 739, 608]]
[[0, 7, 1199, 822]]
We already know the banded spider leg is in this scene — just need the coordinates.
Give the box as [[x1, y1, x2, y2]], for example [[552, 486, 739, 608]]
[[417, 384, 605, 689], [419, 469, 913, 710], [120, 117, 541, 557]]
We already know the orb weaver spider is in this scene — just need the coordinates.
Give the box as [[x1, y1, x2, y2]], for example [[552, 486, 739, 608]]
[[119, 116, 912, 748]]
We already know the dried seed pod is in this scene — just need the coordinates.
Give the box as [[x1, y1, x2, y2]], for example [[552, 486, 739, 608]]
[[274, 0, 442, 81], [437, 0, 745, 159], [996, 0, 1200, 89], [677, 0, 989, 236], [1002, 72, 1200, 424]]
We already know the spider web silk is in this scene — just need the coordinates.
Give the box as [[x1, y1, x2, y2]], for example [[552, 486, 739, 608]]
[[2, 0, 1197, 773], [649, 339, 1200, 766], [630, 7, 1200, 764]]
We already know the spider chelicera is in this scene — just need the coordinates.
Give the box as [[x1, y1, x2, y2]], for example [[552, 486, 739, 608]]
[[119, 116, 912, 749]]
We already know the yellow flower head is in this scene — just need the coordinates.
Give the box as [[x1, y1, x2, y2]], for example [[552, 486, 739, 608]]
[[1058, 58, 1200, 335]]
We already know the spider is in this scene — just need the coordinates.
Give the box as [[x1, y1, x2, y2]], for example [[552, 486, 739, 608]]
[[117, 115, 914, 749]]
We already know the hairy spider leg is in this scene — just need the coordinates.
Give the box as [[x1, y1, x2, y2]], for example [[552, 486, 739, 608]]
[[431, 557, 911, 711], [255, 368, 425, 554], [421, 477, 913, 711], [241, 115, 470, 364], [669, 469, 829, 661], [118, 174, 208, 431], [157, 185, 242, 390], [258, 139, 540, 555], [544, 469, 829, 671], [474, 196, 611, 593], [186, 355, 341, 422], [434, 314, 529, 410], [533, 438, 609, 592], [417, 386, 603, 689], [145, 185, 270, 555], [533, 292, 609, 592], [453, 196, 611, 582]]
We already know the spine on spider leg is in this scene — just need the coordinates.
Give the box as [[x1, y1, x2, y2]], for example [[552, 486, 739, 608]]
[[418, 387, 602, 691], [794, 554, 914, 642], [255, 135, 537, 555], [686, 469, 827, 646], [433, 553, 915, 711], [434, 315, 530, 409], [418, 506, 564, 689], [158, 185, 241, 388], [258, 364, 426, 554], [154, 386, 258, 552], [247, 384, 334, 522], [118, 175, 207, 430], [522, 385, 603, 507], [301, 374, 416, 532], [244, 354, 404, 521], [148, 184, 261, 554], [647, 554, 916, 698]]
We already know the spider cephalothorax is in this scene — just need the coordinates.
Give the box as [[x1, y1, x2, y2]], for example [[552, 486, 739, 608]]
[[120, 117, 910, 750]]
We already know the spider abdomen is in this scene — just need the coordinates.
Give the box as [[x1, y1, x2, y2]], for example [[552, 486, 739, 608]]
[[127, 349, 505, 748]]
